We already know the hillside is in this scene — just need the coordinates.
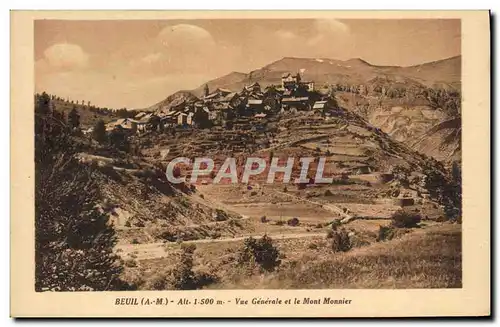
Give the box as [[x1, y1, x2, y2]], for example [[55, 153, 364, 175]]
[[191, 71, 248, 97], [410, 117, 461, 162], [75, 146, 245, 246], [145, 55, 461, 162], [117, 109, 460, 290], [147, 91, 199, 113], [51, 99, 119, 128]]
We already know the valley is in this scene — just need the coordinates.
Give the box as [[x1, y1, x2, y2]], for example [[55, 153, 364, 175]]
[[36, 54, 462, 291]]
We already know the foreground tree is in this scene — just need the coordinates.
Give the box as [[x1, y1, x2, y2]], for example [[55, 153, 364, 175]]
[[35, 99, 126, 291]]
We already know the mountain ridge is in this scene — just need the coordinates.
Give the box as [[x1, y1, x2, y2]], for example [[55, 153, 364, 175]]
[[146, 55, 461, 111]]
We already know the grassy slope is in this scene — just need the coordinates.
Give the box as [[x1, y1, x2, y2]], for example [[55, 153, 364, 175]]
[[218, 223, 461, 289], [52, 100, 118, 128]]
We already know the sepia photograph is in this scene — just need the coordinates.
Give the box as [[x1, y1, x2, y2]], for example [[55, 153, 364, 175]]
[[11, 10, 490, 317]]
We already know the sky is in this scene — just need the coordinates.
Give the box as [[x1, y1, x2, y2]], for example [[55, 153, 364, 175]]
[[35, 19, 460, 109]]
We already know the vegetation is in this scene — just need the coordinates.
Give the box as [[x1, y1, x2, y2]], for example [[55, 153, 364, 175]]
[[144, 244, 218, 290], [68, 107, 80, 129], [390, 210, 422, 228], [226, 225, 461, 289], [35, 92, 127, 291], [237, 235, 281, 272], [422, 160, 462, 221], [92, 120, 107, 144], [327, 228, 352, 252]]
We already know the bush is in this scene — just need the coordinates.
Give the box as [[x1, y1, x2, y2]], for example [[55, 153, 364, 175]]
[[131, 238, 140, 244], [308, 243, 319, 250], [391, 210, 421, 228], [287, 217, 299, 226], [260, 216, 268, 223], [214, 209, 229, 222], [171, 244, 197, 290], [329, 228, 351, 252], [377, 225, 411, 242], [125, 259, 137, 267], [377, 225, 396, 242], [250, 191, 258, 196], [237, 235, 281, 272], [124, 221, 131, 228], [324, 189, 333, 196]]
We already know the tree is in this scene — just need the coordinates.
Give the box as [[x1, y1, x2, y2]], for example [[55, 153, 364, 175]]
[[203, 84, 209, 97], [108, 128, 130, 152], [237, 235, 281, 272], [68, 107, 80, 129], [193, 108, 211, 129], [35, 103, 127, 291], [92, 120, 107, 144], [35, 156, 125, 291]]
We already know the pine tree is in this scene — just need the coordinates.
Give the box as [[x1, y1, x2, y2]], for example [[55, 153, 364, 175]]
[[68, 107, 80, 129], [92, 120, 107, 144]]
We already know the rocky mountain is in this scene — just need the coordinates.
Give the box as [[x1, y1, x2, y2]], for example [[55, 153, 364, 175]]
[[410, 117, 461, 163], [146, 55, 461, 162], [190, 55, 461, 93]]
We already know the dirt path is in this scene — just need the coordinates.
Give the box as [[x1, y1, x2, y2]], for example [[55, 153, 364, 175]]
[[116, 231, 325, 261]]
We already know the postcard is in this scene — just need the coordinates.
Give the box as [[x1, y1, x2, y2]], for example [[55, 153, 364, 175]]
[[10, 10, 490, 317]]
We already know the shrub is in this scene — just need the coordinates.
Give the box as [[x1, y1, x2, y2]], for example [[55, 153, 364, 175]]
[[124, 221, 131, 228], [329, 228, 351, 252], [171, 244, 197, 290], [260, 216, 268, 223], [214, 209, 229, 222], [324, 189, 333, 196], [131, 238, 140, 244], [391, 210, 421, 228], [125, 259, 137, 267], [250, 191, 258, 196], [377, 225, 396, 242], [237, 235, 281, 272], [287, 217, 299, 226], [308, 243, 319, 250], [144, 272, 170, 290]]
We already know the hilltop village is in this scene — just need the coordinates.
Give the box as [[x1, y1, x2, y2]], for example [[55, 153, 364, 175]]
[[98, 72, 343, 135]]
